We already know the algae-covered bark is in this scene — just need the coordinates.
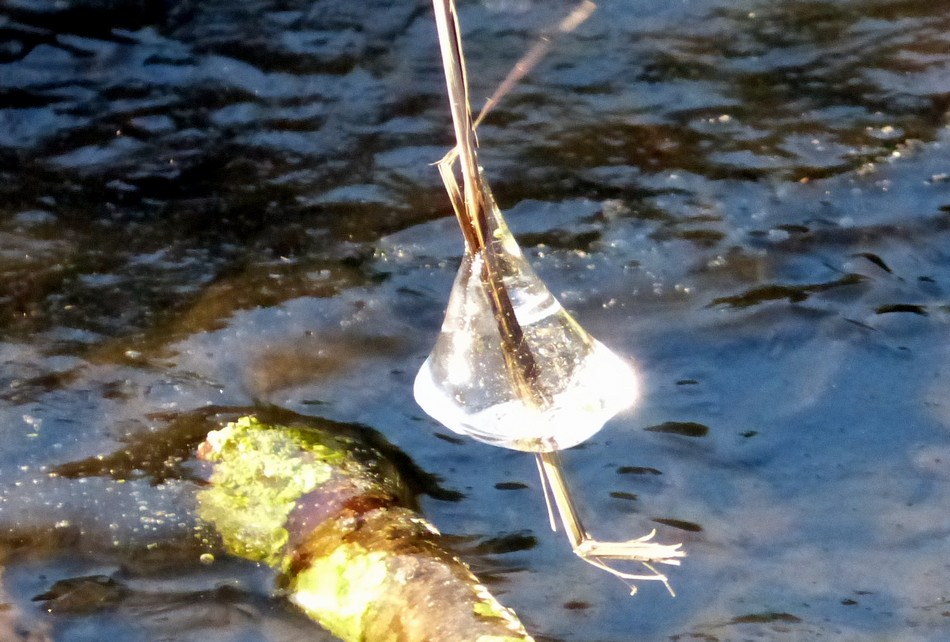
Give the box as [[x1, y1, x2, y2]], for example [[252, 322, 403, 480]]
[[198, 416, 533, 642]]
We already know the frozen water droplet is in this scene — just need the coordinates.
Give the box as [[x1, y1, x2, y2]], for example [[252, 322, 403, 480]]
[[414, 207, 637, 452]]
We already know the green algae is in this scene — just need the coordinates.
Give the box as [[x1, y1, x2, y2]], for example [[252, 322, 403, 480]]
[[290, 543, 390, 641], [196, 414, 535, 641], [196, 416, 345, 564]]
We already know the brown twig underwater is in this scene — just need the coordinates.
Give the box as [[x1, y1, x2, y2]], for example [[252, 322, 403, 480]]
[[428, 0, 685, 595]]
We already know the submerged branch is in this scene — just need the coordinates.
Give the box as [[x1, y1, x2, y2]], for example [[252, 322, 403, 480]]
[[197, 415, 534, 642]]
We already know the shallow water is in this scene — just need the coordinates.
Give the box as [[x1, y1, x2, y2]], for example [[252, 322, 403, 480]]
[[1, 0, 948, 640]]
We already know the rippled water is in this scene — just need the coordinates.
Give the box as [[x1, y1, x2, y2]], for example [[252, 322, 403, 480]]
[[1, 0, 948, 640]]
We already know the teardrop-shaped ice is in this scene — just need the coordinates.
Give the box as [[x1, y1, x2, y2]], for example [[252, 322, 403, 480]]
[[414, 208, 638, 453]]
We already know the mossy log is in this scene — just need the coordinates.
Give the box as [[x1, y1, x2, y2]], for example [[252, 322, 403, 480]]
[[197, 416, 533, 642]]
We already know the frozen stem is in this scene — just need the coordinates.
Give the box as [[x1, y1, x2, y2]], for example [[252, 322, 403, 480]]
[[431, 0, 685, 596], [537, 452, 685, 596]]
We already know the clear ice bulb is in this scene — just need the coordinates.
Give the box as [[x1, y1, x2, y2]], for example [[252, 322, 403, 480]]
[[414, 205, 638, 452]]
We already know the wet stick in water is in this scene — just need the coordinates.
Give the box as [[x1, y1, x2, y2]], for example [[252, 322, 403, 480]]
[[416, 0, 685, 594], [197, 415, 534, 642]]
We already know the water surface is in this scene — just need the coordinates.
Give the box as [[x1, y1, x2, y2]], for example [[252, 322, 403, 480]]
[[1, 0, 948, 640]]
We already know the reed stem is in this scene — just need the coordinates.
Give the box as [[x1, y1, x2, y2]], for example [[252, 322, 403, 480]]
[[431, 0, 546, 410], [429, 0, 685, 594]]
